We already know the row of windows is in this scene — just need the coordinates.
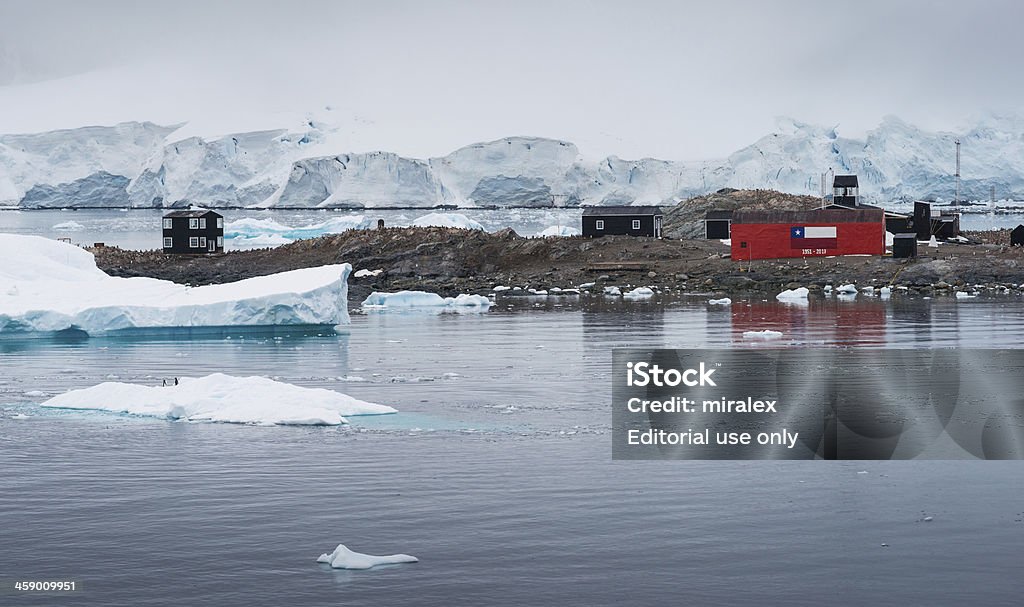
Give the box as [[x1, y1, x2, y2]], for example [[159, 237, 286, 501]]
[[162, 217, 224, 230], [163, 236, 224, 250], [594, 220, 642, 230]]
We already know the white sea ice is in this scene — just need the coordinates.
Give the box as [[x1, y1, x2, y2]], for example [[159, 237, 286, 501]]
[[361, 290, 491, 308], [836, 284, 858, 294], [316, 544, 418, 570], [41, 373, 395, 425], [354, 268, 384, 278], [743, 330, 783, 340], [708, 297, 732, 305], [623, 287, 654, 300]]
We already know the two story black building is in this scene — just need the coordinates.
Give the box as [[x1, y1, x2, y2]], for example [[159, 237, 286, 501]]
[[162, 210, 225, 254], [581, 206, 664, 238]]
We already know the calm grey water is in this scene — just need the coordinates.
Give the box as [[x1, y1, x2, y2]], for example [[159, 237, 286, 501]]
[[3, 298, 1024, 606]]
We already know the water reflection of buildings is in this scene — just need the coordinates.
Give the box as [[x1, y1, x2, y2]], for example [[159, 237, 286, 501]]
[[730, 299, 888, 346], [729, 296, 962, 347]]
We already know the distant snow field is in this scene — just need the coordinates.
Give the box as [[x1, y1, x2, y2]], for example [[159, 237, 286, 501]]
[[40, 373, 396, 426]]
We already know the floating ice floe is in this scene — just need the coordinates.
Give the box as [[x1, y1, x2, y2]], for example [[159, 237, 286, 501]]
[[623, 287, 654, 300], [0, 234, 352, 334], [955, 291, 977, 299], [708, 297, 732, 305], [40, 373, 395, 425], [537, 225, 580, 237], [836, 284, 858, 294], [316, 544, 418, 570], [362, 290, 491, 309], [743, 330, 784, 340], [776, 287, 808, 302], [410, 212, 484, 230], [492, 285, 511, 292], [225, 216, 371, 249], [52, 220, 85, 231], [603, 286, 622, 296]]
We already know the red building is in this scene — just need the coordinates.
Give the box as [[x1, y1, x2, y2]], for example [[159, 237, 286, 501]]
[[731, 209, 885, 261]]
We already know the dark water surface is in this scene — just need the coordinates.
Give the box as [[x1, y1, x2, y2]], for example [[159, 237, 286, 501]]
[[3, 299, 1024, 605]]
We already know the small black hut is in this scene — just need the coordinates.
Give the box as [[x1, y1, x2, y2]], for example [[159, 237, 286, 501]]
[[704, 210, 733, 239], [162, 209, 224, 254], [1012, 225, 1024, 247], [582, 206, 663, 238]]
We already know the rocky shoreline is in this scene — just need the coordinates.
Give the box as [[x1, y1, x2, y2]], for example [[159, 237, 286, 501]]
[[90, 226, 1024, 306]]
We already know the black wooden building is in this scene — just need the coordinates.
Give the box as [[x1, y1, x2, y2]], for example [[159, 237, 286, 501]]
[[162, 210, 225, 254], [582, 206, 663, 238], [1012, 225, 1024, 247], [704, 210, 733, 239]]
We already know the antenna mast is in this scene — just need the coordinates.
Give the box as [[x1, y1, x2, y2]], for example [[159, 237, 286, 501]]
[[954, 138, 961, 211]]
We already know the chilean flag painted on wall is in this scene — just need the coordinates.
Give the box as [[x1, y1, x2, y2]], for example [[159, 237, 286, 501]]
[[790, 226, 838, 249]]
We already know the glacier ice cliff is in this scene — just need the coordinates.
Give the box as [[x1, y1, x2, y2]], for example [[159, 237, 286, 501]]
[[3, 114, 1023, 208]]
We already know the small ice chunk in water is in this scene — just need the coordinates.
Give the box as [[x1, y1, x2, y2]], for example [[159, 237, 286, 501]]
[[316, 544, 418, 570]]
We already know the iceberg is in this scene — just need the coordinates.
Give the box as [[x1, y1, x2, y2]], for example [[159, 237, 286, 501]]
[[362, 290, 491, 308], [224, 215, 371, 249], [317, 544, 418, 570], [836, 284, 858, 294], [41, 374, 395, 425], [52, 220, 85, 231], [708, 297, 732, 305], [622, 287, 655, 300], [537, 225, 581, 237], [776, 287, 809, 302], [0, 234, 351, 334], [743, 330, 784, 340], [410, 213, 485, 230]]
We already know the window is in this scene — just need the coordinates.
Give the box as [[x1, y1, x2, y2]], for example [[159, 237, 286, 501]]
[[163, 237, 173, 248], [189, 237, 199, 248], [199, 218, 207, 229], [632, 219, 641, 230], [595, 220, 604, 230], [216, 218, 223, 229], [163, 218, 173, 229], [740, 242, 748, 248], [217, 236, 223, 248], [200, 237, 207, 248], [189, 218, 199, 229]]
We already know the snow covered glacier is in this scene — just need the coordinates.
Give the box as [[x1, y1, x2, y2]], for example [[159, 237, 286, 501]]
[[0, 234, 351, 334], [3, 114, 1023, 208]]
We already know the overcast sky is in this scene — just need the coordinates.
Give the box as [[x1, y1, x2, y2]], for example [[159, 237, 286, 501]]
[[0, 0, 1021, 159]]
